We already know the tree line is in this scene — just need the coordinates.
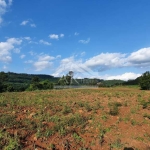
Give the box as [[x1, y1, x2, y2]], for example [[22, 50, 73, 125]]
[[0, 71, 150, 92], [0, 72, 54, 92]]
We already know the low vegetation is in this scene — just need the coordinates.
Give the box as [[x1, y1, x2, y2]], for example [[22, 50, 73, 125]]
[[0, 87, 150, 149]]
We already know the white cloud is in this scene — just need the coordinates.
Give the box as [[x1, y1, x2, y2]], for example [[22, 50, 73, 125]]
[[52, 56, 92, 77], [20, 20, 29, 26], [74, 32, 79, 36], [30, 23, 36, 27], [24, 37, 31, 40], [38, 54, 55, 61], [49, 34, 59, 40], [20, 20, 36, 27], [33, 61, 53, 71], [84, 53, 126, 71], [0, 0, 12, 25], [79, 38, 90, 44], [127, 47, 150, 67], [27, 54, 55, 71], [60, 34, 64, 38], [105, 72, 141, 81], [52, 46, 150, 78], [20, 54, 25, 59], [39, 40, 51, 46], [49, 33, 64, 40], [0, 37, 22, 63]]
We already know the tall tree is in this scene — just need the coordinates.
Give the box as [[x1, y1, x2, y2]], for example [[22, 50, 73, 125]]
[[140, 71, 150, 90]]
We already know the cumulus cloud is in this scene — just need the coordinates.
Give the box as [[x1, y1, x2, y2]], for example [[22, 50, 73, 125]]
[[0, 0, 12, 24], [38, 54, 55, 61], [30, 54, 55, 71], [49, 33, 64, 40], [105, 72, 141, 81], [52, 56, 92, 77], [84, 53, 126, 71], [20, 20, 36, 27], [79, 38, 90, 44], [127, 47, 150, 67], [39, 40, 51, 46], [33, 61, 53, 71], [49, 34, 59, 40], [52, 46, 150, 78], [0, 37, 22, 63]]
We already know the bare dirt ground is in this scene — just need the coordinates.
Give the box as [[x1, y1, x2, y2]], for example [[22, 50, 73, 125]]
[[0, 87, 150, 150]]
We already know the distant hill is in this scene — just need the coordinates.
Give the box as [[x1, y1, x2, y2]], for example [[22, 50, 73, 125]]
[[6, 72, 59, 84], [2, 71, 141, 88]]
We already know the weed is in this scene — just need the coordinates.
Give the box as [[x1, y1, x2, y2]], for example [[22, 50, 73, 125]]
[[111, 139, 123, 149], [135, 136, 144, 141], [109, 105, 119, 116], [72, 132, 83, 143], [58, 126, 67, 136], [62, 105, 72, 114], [131, 119, 138, 126], [143, 113, 150, 119], [44, 128, 54, 137], [84, 102, 92, 112], [101, 115, 108, 121]]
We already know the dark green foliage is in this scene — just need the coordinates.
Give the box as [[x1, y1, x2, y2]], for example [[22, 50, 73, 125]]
[[99, 80, 125, 87], [27, 78, 54, 91], [31, 76, 40, 84], [0, 72, 8, 93], [0, 72, 55, 92], [7, 85, 15, 92], [109, 105, 119, 116], [140, 71, 150, 90]]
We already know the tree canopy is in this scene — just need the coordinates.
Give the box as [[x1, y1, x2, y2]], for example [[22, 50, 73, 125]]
[[139, 71, 150, 90]]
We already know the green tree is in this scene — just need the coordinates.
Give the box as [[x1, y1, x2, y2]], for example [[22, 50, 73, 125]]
[[0, 72, 8, 92], [140, 71, 150, 90], [42, 80, 54, 89], [31, 76, 40, 84]]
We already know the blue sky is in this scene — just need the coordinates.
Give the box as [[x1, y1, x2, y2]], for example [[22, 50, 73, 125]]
[[0, 0, 150, 80]]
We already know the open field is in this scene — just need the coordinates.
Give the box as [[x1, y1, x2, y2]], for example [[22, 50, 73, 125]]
[[0, 87, 150, 150]]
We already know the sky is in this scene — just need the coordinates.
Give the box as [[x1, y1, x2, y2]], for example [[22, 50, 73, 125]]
[[0, 0, 150, 80]]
